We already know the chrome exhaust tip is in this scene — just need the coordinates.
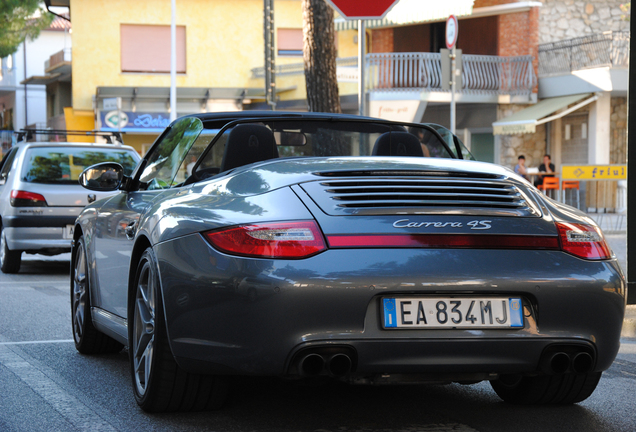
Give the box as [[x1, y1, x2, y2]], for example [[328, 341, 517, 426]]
[[327, 353, 352, 377], [299, 353, 325, 376], [571, 352, 594, 373], [549, 352, 571, 374]]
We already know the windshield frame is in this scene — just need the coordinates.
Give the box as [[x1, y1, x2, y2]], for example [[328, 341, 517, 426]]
[[130, 115, 468, 190], [194, 117, 459, 172]]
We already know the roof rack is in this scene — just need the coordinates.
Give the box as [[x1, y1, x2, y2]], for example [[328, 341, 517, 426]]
[[15, 129, 125, 145]]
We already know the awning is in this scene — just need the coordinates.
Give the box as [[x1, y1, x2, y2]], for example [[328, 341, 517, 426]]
[[21, 74, 62, 85], [492, 93, 597, 135], [335, 0, 474, 31]]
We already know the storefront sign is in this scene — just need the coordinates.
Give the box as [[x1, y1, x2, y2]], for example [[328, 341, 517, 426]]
[[493, 122, 536, 135], [336, 66, 359, 82], [100, 111, 172, 132], [562, 164, 627, 180], [369, 100, 427, 123]]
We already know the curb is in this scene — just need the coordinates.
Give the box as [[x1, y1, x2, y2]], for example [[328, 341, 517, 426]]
[[622, 305, 636, 338], [623, 319, 636, 338]]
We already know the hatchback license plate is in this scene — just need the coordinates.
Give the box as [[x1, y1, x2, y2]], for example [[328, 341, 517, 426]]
[[382, 297, 523, 329], [63, 224, 75, 240]]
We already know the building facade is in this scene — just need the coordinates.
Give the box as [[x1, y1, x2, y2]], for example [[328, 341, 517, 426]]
[[9, 0, 629, 208], [0, 15, 71, 150], [494, 0, 629, 211]]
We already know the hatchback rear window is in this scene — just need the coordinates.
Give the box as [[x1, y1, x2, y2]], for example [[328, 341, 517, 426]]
[[22, 147, 139, 184]]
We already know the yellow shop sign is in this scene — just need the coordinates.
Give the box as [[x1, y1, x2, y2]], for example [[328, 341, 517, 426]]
[[561, 165, 627, 180]]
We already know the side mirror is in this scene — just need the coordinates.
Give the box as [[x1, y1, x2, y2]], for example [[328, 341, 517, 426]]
[[79, 162, 124, 192]]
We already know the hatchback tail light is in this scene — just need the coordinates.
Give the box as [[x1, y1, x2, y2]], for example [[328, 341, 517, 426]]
[[10, 190, 48, 207], [556, 222, 612, 260], [204, 221, 327, 259]]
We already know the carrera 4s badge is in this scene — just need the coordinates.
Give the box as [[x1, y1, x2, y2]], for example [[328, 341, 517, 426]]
[[392, 219, 492, 230]]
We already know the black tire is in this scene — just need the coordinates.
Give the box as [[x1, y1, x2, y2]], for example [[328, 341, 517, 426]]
[[1, 227, 21, 274], [71, 236, 124, 354], [491, 372, 602, 405], [129, 247, 229, 412]]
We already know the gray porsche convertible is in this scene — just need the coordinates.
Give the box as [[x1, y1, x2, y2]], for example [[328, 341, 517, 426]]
[[71, 111, 626, 412]]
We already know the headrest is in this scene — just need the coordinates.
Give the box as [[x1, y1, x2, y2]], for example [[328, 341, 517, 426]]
[[372, 132, 424, 157], [220, 124, 279, 172]]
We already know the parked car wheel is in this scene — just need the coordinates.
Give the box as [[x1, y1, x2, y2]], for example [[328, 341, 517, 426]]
[[71, 236, 124, 354], [490, 371, 602, 404], [0, 227, 21, 274], [130, 247, 228, 412]]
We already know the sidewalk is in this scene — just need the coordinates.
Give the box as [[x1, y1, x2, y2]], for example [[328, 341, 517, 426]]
[[585, 214, 632, 337], [587, 212, 627, 234], [597, 223, 633, 338], [624, 305, 636, 338]]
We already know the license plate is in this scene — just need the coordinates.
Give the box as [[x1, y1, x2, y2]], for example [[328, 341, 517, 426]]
[[63, 224, 75, 240], [382, 297, 524, 329]]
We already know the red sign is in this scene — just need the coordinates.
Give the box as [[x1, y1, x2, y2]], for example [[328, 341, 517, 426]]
[[445, 15, 459, 49], [326, 0, 400, 20]]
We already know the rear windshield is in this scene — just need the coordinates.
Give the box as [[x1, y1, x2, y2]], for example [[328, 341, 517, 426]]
[[22, 147, 139, 184]]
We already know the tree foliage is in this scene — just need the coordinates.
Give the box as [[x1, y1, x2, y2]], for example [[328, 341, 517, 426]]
[[0, 0, 54, 58], [302, 0, 341, 113], [620, 3, 630, 21]]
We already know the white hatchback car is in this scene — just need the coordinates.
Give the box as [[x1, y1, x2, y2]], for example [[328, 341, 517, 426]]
[[0, 137, 140, 273]]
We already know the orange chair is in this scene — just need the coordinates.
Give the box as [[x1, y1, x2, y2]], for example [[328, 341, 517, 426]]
[[561, 180, 580, 209], [538, 176, 560, 200]]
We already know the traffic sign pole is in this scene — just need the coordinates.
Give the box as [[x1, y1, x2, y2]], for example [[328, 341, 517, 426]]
[[325, 1, 399, 117], [451, 46, 456, 134], [445, 15, 459, 134]]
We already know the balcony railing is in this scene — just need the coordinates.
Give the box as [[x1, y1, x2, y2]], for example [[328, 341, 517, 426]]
[[0, 66, 17, 88], [367, 52, 535, 95], [45, 47, 72, 71], [538, 31, 630, 77], [252, 56, 357, 78], [251, 53, 535, 96]]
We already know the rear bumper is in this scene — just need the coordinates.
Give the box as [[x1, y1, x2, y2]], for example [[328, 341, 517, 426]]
[[156, 234, 626, 378], [2, 215, 77, 228], [176, 338, 596, 381], [4, 227, 72, 252]]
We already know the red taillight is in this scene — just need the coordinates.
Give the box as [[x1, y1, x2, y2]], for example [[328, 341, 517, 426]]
[[204, 221, 327, 259], [327, 234, 560, 249], [10, 190, 47, 207], [556, 222, 612, 260]]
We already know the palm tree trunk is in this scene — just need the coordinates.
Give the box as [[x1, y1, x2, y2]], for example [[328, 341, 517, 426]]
[[302, 0, 341, 113]]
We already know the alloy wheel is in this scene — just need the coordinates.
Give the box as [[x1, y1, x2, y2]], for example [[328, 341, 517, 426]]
[[0, 230, 6, 266], [133, 259, 156, 396], [72, 242, 87, 343]]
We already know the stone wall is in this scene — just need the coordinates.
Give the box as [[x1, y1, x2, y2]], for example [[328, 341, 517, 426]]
[[498, 105, 547, 170], [610, 96, 627, 164], [539, 0, 630, 44]]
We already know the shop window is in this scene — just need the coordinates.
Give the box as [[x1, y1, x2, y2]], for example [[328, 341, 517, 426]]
[[121, 24, 186, 73], [277, 28, 303, 56]]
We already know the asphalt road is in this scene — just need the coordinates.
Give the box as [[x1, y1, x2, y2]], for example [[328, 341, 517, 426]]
[[0, 253, 634, 432]]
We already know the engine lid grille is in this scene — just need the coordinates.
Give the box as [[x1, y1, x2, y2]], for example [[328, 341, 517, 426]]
[[300, 176, 540, 217]]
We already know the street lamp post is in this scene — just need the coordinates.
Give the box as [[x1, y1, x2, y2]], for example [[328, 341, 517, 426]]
[[170, 0, 177, 122]]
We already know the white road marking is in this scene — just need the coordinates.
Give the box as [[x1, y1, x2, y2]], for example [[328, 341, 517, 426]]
[[0, 345, 117, 432], [315, 425, 478, 432], [0, 339, 74, 346], [0, 281, 68, 285]]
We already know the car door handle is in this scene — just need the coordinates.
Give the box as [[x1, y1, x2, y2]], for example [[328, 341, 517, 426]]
[[125, 221, 136, 240]]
